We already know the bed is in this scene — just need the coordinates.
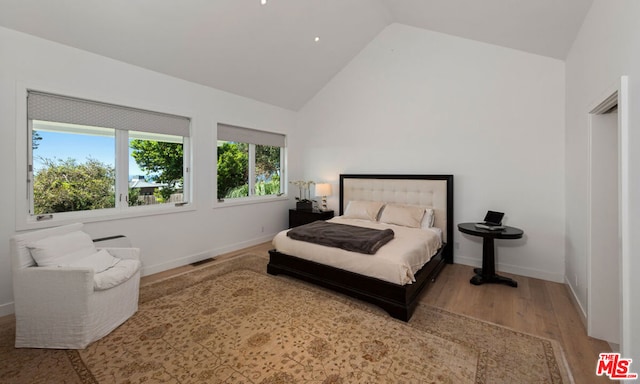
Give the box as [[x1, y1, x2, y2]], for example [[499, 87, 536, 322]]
[[267, 174, 454, 321]]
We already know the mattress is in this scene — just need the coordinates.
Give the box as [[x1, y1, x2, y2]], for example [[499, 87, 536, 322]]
[[272, 216, 443, 285]]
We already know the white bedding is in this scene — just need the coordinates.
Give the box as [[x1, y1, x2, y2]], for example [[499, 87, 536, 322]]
[[271, 216, 443, 285]]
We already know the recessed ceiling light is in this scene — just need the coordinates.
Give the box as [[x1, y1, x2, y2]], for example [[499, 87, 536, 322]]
[[260, 0, 267, 5], [314, 36, 320, 42]]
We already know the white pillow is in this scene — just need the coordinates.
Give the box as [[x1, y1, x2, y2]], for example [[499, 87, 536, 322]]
[[421, 208, 435, 229], [379, 204, 426, 228], [94, 259, 141, 291], [343, 200, 385, 221], [27, 230, 97, 267], [67, 249, 120, 273]]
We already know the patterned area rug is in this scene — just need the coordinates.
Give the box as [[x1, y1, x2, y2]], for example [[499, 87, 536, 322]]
[[0, 254, 573, 383]]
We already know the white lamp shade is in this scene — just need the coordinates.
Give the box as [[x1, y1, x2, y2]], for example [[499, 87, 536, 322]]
[[315, 183, 332, 197]]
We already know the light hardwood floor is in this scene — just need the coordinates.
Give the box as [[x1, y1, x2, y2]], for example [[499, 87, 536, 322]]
[[146, 241, 610, 384]]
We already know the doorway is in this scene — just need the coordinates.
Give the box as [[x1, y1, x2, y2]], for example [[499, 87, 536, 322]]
[[588, 108, 618, 345], [587, 77, 629, 351]]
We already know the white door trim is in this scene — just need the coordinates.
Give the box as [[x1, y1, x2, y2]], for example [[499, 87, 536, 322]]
[[587, 76, 629, 352]]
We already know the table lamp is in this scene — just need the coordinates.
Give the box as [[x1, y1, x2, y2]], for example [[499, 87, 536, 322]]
[[315, 183, 332, 211]]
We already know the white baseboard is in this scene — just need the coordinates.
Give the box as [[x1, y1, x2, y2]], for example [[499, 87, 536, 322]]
[[454, 255, 565, 283], [0, 301, 15, 318], [140, 233, 275, 277], [564, 275, 587, 328]]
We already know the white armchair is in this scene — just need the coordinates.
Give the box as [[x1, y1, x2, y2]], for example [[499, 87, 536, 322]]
[[10, 223, 141, 349]]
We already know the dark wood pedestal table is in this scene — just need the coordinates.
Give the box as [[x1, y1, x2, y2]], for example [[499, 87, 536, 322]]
[[457, 222, 524, 287]]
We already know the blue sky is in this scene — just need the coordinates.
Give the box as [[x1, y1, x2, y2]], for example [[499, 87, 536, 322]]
[[33, 131, 145, 178]]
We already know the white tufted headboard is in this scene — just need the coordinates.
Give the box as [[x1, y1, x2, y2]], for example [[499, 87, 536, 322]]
[[339, 174, 454, 246]]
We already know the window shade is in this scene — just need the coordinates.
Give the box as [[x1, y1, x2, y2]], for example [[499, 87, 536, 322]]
[[218, 123, 285, 147], [27, 91, 190, 137]]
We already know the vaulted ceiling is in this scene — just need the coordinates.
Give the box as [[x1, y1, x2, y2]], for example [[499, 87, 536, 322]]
[[0, 0, 593, 110]]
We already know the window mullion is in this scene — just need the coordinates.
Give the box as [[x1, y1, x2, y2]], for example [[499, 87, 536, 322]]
[[27, 120, 34, 214], [248, 144, 256, 196], [183, 137, 190, 203], [280, 147, 285, 194], [115, 130, 129, 209]]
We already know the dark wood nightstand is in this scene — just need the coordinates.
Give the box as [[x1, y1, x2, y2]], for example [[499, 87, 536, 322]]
[[289, 209, 334, 228]]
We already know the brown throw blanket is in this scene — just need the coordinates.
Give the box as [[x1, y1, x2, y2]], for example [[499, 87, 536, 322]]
[[287, 221, 394, 254]]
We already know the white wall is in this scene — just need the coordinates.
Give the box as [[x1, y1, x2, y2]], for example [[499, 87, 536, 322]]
[[297, 24, 566, 282], [0, 26, 297, 316], [565, 0, 640, 363]]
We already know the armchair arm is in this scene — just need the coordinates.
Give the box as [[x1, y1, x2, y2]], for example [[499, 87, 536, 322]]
[[13, 267, 94, 314], [98, 247, 141, 260]]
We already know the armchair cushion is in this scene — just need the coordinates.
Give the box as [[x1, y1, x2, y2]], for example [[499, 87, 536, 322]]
[[68, 249, 120, 273], [25, 229, 140, 290], [27, 230, 96, 267], [94, 259, 141, 291]]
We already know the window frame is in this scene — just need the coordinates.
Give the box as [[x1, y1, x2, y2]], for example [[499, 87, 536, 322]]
[[16, 84, 195, 230], [214, 123, 288, 208]]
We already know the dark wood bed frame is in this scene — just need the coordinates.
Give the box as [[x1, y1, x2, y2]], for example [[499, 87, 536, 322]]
[[267, 174, 454, 321]]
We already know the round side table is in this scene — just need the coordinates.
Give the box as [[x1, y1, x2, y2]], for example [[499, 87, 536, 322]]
[[457, 222, 524, 287]]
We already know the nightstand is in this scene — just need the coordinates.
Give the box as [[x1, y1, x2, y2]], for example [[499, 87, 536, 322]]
[[289, 209, 334, 228], [457, 222, 524, 287]]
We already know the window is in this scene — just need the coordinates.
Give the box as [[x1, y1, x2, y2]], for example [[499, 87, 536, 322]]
[[217, 124, 285, 201], [27, 91, 190, 220], [128, 131, 185, 206], [31, 122, 117, 214]]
